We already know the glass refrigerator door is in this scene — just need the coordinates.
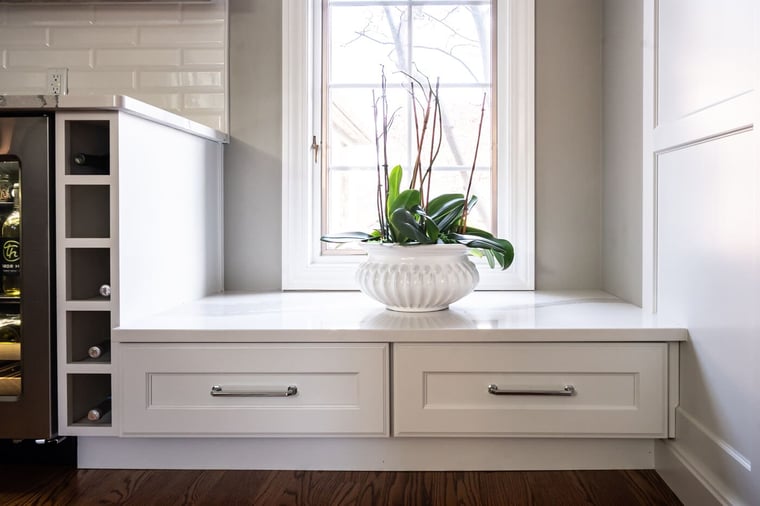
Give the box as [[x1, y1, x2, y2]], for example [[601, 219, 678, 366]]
[[0, 115, 54, 439]]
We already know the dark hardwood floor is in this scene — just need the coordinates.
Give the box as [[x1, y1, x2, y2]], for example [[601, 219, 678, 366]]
[[0, 467, 682, 505]]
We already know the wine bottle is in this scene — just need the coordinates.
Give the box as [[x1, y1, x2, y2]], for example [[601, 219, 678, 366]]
[[1, 183, 20, 296], [72, 152, 109, 173], [0, 315, 20, 342], [87, 396, 112, 422], [87, 340, 111, 359]]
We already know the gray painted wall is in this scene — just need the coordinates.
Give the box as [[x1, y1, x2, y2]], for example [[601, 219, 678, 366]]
[[534, 0, 603, 290], [225, 0, 282, 291], [225, 0, 605, 292], [601, 0, 643, 305]]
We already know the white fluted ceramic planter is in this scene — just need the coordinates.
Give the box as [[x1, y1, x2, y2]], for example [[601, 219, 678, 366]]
[[356, 243, 479, 312]]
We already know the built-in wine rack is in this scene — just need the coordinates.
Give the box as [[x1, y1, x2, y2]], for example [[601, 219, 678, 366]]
[[53, 104, 225, 439], [56, 113, 117, 435]]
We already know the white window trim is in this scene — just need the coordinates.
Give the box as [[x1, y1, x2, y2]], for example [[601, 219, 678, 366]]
[[282, 0, 534, 290]]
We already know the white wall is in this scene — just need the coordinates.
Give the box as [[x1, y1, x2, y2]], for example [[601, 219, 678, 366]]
[[642, 0, 760, 503], [601, 0, 642, 306], [0, 1, 227, 132]]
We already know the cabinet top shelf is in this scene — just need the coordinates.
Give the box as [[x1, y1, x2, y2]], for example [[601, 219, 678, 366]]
[[0, 94, 227, 143], [113, 290, 688, 344]]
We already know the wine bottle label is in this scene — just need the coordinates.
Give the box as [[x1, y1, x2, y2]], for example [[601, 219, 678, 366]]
[[1, 238, 20, 274], [0, 183, 11, 202]]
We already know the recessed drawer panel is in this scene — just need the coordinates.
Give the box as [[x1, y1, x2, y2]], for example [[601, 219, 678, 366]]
[[393, 343, 668, 437], [120, 343, 388, 437]]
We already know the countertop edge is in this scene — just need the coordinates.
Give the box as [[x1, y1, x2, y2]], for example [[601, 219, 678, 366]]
[[111, 290, 689, 343], [0, 94, 229, 143]]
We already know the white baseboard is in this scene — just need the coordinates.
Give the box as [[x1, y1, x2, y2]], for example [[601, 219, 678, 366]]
[[79, 437, 655, 471], [655, 408, 756, 505], [655, 440, 724, 506]]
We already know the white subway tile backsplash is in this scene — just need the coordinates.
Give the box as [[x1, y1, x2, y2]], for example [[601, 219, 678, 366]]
[[94, 5, 180, 25], [69, 70, 135, 91], [130, 92, 182, 112], [140, 23, 224, 47], [6, 6, 95, 26], [181, 71, 223, 88], [184, 92, 224, 110], [7, 49, 91, 69], [182, 49, 225, 66], [139, 71, 181, 89], [139, 70, 224, 90], [96, 48, 181, 67], [0, 27, 47, 48], [51, 26, 137, 48], [0, 1, 228, 133], [181, 2, 226, 23], [0, 70, 47, 94]]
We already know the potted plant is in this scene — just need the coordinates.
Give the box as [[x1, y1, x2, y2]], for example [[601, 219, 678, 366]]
[[322, 70, 514, 312]]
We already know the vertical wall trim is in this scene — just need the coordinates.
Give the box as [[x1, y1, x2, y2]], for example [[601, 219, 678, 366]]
[[641, 0, 656, 313]]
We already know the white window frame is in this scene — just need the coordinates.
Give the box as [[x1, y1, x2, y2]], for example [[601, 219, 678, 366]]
[[282, 0, 534, 290]]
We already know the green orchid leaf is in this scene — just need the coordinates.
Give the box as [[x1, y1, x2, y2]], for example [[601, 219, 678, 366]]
[[427, 193, 464, 219], [435, 201, 466, 232], [458, 226, 495, 239], [425, 218, 440, 242], [449, 233, 515, 270], [320, 231, 374, 243], [388, 189, 421, 215], [387, 165, 403, 207], [483, 248, 496, 269], [390, 208, 433, 244]]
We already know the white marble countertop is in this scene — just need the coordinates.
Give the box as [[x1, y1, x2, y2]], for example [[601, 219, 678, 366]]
[[113, 290, 688, 343], [0, 94, 227, 143]]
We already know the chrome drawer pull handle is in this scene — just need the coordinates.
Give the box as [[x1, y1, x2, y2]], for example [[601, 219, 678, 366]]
[[487, 384, 576, 396], [210, 385, 298, 397]]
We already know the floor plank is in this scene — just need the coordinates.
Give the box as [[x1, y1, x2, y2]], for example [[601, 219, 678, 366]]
[[0, 467, 682, 505]]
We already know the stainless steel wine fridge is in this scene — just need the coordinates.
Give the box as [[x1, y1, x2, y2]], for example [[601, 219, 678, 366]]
[[0, 112, 56, 440]]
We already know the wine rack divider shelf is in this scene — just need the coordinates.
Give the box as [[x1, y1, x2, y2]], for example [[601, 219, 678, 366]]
[[55, 110, 225, 436]]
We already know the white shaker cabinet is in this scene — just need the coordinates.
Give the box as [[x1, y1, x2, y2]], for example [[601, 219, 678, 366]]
[[105, 292, 686, 469]]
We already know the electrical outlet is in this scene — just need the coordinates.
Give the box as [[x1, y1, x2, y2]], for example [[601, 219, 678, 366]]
[[47, 68, 68, 95]]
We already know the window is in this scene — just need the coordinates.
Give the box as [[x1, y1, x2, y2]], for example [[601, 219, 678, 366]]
[[282, 0, 534, 290]]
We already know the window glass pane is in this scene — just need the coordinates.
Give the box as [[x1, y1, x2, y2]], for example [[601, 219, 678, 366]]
[[323, 0, 493, 238], [330, 5, 408, 85], [411, 4, 491, 84], [327, 169, 383, 234], [328, 87, 409, 169], [433, 86, 491, 167]]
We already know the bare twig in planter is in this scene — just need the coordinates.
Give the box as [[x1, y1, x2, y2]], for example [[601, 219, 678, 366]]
[[461, 92, 487, 233], [372, 89, 387, 240], [423, 78, 442, 211]]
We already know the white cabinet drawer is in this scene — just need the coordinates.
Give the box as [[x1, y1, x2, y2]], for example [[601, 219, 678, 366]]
[[393, 342, 668, 437], [120, 343, 388, 436]]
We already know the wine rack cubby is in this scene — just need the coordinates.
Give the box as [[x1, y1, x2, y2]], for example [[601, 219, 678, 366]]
[[64, 120, 111, 176], [65, 248, 111, 301], [66, 311, 111, 364], [65, 185, 110, 238], [67, 373, 112, 426]]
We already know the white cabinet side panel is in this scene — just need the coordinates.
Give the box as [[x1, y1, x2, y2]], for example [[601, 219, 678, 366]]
[[116, 113, 223, 325]]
